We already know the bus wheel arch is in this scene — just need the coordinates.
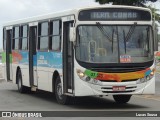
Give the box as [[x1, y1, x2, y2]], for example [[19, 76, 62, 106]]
[[16, 66, 29, 93], [52, 71, 73, 104], [113, 95, 132, 104]]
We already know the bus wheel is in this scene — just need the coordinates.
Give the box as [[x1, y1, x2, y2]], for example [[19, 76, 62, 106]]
[[113, 95, 131, 104], [55, 76, 72, 105], [17, 70, 28, 93]]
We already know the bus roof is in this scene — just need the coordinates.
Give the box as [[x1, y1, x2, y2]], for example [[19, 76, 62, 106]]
[[3, 5, 151, 27]]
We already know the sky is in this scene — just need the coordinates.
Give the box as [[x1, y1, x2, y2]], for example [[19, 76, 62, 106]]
[[0, 0, 160, 49], [0, 0, 99, 49]]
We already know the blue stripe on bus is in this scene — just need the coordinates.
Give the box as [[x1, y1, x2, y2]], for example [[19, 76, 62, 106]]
[[18, 51, 62, 69]]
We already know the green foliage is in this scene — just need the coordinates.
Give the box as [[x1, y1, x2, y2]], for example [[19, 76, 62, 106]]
[[148, 5, 160, 21], [95, 0, 160, 21], [95, 0, 157, 5]]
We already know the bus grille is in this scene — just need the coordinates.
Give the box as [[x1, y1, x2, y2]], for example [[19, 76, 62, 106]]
[[100, 79, 137, 82], [102, 90, 135, 93]]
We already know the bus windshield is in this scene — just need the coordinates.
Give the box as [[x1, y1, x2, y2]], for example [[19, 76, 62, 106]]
[[76, 25, 153, 63]]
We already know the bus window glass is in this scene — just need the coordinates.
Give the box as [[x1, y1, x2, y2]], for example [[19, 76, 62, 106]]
[[53, 21, 60, 35], [52, 36, 60, 51], [13, 26, 20, 50], [22, 38, 28, 50], [14, 38, 19, 50], [3, 28, 6, 50], [3, 39, 6, 50], [38, 22, 49, 50], [21, 25, 28, 50], [41, 22, 48, 36], [22, 25, 28, 37], [14, 27, 19, 38], [49, 20, 61, 51], [39, 37, 48, 50]]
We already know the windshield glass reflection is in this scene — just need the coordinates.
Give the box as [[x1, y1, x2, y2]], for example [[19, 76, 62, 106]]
[[76, 25, 153, 63]]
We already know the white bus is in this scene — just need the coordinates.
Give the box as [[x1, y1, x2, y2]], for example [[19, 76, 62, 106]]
[[2, 5, 155, 104]]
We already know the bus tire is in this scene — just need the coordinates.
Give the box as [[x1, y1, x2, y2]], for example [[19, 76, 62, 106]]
[[17, 70, 28, 93], [55, 76, 73, 105], [113, 95, 131, 104]]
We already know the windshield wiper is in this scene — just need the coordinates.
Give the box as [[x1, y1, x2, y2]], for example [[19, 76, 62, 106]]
[[96, 22, 115, 52], [96, 22, 112, 42], [125, 22, 137, 42]]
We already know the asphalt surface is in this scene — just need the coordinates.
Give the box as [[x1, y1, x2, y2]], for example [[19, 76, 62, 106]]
[[0, 66, 160, 119], [0, 76, 159, 112], [0, 79, 159, 120]]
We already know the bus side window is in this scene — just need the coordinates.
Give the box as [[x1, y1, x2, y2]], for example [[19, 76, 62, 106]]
[[3, 28, 6, 50], [13, 26, 20, 50], [38, 22, 49, 51], [49, 20, 61, 51], [21, 25, 28, 50]]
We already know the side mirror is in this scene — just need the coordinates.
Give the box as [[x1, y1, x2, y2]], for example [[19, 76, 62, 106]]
[[69, 27, 75, 42]]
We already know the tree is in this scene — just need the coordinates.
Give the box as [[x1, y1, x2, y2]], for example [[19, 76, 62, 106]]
[[147, 5, 160, 21], [95, 0, 158, 6], [95, 0, 160, 21]]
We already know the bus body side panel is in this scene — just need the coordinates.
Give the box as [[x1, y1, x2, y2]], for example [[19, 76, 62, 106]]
[[2, 52, 6, 80], [37, 51, 62, 92], [37, 51, 49, 91], [1, 64, 6, 80], [11, 50, 19, 84], [142, 75, 155, 94], [11, 50, 29, 86], [48, 52, 63, 92], [12, 64, 17, 84], [19, 51, 30, 87]]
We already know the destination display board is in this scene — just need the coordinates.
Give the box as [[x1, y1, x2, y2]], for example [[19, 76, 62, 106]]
[[78, 8, 151, 21]]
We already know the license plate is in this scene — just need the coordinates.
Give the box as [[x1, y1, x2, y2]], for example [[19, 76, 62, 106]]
[[113, 86, 126, 91]]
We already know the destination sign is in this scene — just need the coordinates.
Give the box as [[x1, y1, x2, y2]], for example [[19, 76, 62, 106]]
[[78, 8, 151, 21]]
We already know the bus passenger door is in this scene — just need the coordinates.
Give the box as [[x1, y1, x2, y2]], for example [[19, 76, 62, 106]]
[[29, 23, 38, 87], [6, 28, 13, 81], [62, 16, 75, 94]]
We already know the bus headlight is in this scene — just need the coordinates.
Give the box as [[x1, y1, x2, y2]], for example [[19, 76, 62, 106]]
[[78, 72, 85, 78], [76, 69, 85, 78]]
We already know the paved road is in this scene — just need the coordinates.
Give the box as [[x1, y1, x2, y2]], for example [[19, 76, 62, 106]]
[[0, 76, 160, 114], [0, 65, 160, 118]]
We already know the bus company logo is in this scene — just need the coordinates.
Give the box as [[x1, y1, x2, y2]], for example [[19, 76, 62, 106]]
[[2, 112, 11, 117], [1, 112, 42, 118]]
